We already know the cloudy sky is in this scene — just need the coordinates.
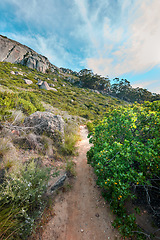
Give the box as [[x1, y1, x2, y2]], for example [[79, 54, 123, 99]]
[[0, 0, 160, 93]]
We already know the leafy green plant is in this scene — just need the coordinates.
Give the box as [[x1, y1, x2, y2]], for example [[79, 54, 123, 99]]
[[0, 160, 51, 239], [86, 121, 94, 133], [87, 101, 160, 238]]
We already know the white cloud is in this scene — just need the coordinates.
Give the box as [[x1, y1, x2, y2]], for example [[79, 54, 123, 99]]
[[1, 0, 160, 87], [4, 32, 72, 68], [132, 80, 159, 89], [132, 79, 160, 94], [86, 0, 160, 77]]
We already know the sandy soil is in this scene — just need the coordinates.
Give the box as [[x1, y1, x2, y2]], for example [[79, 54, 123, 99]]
[[41, 126, 121, 240]]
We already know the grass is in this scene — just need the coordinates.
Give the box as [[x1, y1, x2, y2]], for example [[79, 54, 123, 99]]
[[66, 160, 76, 177], [0, 62, 125, 121]]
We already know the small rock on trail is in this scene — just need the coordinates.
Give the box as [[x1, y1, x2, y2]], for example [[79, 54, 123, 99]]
[[41, 126, 121, 240]]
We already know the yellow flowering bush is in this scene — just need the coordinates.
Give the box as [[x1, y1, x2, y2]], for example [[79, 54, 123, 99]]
[[87, 101, 160, 239]]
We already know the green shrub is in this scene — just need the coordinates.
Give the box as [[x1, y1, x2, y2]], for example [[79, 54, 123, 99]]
[[0, 160, 50, 239], [18, 92, 45, 112], [61, 123, 80, 156], [87, 102, 160, 238], [86, 121, 94, 133], [17, 98, 37, 115]]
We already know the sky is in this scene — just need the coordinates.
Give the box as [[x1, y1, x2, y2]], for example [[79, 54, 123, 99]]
[[0, 0, 160, 93]]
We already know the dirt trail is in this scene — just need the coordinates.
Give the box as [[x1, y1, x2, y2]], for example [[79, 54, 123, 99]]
[[42, 126, 121, 240]]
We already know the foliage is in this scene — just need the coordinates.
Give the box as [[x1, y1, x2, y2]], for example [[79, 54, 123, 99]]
[[87, 101, 160, 238], [0, 91, 45, 121], [111, 78, 160, 103], [86, 121, 94, 133], [61, 123, 80, 156], [0, 160, 50, 239], [18, 92, 45, 112], [78, 69, 111, 92], [66, 160, 76, 177], [0, 62, 125, 121]]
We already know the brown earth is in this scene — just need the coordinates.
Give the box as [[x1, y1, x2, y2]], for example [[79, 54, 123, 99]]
[[40, 126, 121, 240]]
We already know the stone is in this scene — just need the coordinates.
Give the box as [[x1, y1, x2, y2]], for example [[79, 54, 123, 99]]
[[50, 83, 55, 87], [23, 111, 65, 142], [15, 71, 23, 76], [38, 81, 50, 90], [10, 71, 15, 75], [49, 87, 57, 92], [0, 35, 61, 74], [24, 79, 33, 85], [37, 80, 57, 91], [50, 174, 67, 191]]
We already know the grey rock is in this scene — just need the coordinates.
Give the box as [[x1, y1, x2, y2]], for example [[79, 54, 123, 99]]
[[38, 81, 50, 90], [24, 111, 65, 142], [50, 174, 67, 191], [0, 35, 61, 74], [37, 80, 57, 91], [15, 71, 23, 76], [49, 83, 55, 87], [49, 87, 57, 92], [24, 79, 33, 85]]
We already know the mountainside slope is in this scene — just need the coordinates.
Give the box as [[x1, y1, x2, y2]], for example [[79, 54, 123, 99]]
[[1, 35, 160, 103], [0, 61, 124, 121]]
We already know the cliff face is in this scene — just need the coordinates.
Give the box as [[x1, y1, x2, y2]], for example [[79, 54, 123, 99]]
[[0, 35, 59, 73]]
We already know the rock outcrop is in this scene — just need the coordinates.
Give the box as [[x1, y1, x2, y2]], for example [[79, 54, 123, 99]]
[[0, 35, 60, 73], [24, 111, 65, 142], [37, 80, 57, 91]]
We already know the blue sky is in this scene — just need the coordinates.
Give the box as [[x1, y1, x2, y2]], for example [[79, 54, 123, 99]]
[[0, 0, 160, 93]]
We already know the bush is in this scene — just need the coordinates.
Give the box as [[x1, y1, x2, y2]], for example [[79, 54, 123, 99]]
[[87, 101, 160, 238], [18, 92, 45, 112], [86, 121, 94, 133], [61, 123, 80, 155], [0, 160, 50, 239]]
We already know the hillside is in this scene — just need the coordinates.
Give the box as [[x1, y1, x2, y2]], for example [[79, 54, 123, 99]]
[[0, 61, 124, 120], [1, 35, 159, 104], [0, 60, 125, 239], [0, 36, 159, 240]]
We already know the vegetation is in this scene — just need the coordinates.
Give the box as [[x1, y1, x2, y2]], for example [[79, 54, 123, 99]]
[[0, 62, 124, 121], [111, 78, 160, 103], [60, 68, 160, 103], [0, 61, 160, 239], [87, 101, 160, 239], [0, 160, 50, 239]]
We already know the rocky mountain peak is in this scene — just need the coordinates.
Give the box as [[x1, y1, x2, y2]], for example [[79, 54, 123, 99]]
[[0, 35, 60, 73]]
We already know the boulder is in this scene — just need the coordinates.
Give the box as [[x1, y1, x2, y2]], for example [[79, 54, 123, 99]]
[[24, 112, 65, 143], [37, 80, 57, 91], [15, 71, 23, 76], [38, 81, 50, 90], [24, 79, 33, 85], [49, 87, 57, 92]]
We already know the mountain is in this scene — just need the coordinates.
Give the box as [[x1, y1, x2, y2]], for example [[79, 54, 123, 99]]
[[0, 35, 160, 103], [0, 35, 60, 73]]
